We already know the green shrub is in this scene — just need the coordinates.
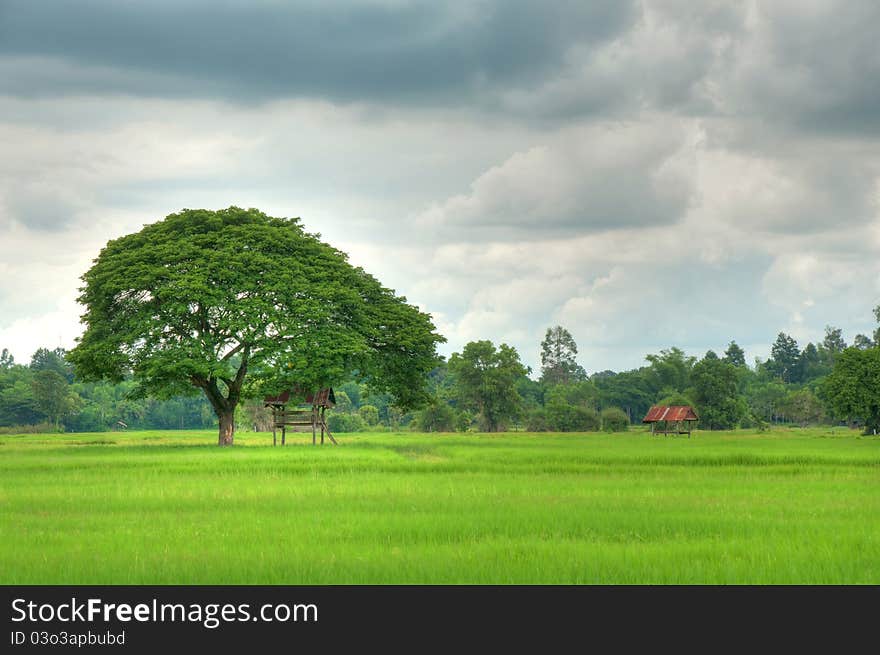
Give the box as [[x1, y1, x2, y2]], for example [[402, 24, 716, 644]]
[[416, 402, 456, 432], [328, 413, 366, 433], [358, 404, 380, 426], [545, 402, 600, 432], [454, 411, 473, 432], [0, 422, 58, 435], [526, 409, 550, 432], [601, 407, 629, 432]]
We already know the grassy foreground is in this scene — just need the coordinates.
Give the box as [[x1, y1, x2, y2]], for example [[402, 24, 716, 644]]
[[0, 427, 878, 584]]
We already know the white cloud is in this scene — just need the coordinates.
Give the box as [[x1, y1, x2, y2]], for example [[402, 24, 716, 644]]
[[416, 119, 696, 239]]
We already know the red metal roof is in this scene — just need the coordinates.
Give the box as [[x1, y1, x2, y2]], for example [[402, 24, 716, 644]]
[[642, 405, 698, 423], [264, 388, 336, 408], [305, 388, 336, 407]]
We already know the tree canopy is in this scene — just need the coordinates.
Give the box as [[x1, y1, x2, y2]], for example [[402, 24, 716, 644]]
[[824, 347, 880, 433], [448, 340, 528, 431], [691, 350, 745, 429], [69, 207, 444, 444], [540, 326, 586, 385], [723, 341, 746, 367]]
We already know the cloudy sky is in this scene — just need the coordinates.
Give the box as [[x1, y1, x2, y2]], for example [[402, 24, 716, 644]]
[[2, 0, 879, 374]]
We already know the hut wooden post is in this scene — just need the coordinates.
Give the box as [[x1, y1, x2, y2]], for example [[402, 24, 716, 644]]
[[264, 388, 338, 446]]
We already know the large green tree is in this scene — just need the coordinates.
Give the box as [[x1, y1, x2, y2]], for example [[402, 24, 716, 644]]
[[31, 370, 80, 430], [691, 350, 745, 429], [69, 207, 444, 445], [448, 340, 527, 432], [824, 347, 880, 433]]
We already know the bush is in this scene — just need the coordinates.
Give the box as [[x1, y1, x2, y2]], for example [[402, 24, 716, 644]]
[[526, 409, 550, 432], [0, 422, 58, 435], [327, 412, 366, 433], [454, 411, 473, 432], [358, 404, 380, 426], [601, 407, 629, 432], [545, 402, 600, 432], [416, 402, 456, 432]]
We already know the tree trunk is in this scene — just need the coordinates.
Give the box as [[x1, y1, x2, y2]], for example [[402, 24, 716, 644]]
[[219, 409, 235, 446]]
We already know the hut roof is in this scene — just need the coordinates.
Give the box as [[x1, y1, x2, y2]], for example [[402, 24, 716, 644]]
[[264, 388, 336, 408], [642, 405, 699, 423]]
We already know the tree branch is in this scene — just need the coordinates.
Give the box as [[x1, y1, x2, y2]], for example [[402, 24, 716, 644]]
[[220, 341, 247, 362]]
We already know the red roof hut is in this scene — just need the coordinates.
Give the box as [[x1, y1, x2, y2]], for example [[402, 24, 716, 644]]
[[642, 405, 698, 437]]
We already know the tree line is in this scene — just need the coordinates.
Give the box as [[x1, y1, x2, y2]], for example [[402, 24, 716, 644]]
[[407, 314, 880, 433], [2, 310, 878, 434], [0, 347, 215, 433]]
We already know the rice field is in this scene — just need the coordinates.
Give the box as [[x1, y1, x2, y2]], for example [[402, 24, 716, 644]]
[[1, 427, 877, 584]]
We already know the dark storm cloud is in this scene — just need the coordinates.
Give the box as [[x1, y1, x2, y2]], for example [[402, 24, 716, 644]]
[[725, 1, 880, 135], [0, 0, 636, 103]]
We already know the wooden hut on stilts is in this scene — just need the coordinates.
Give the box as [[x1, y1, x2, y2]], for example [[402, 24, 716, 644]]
[[642, 405, 699, 437], [264, 388, 337, 445]]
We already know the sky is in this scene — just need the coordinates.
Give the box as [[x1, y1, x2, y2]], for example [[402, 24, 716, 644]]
[[1, 0, 879, 374]]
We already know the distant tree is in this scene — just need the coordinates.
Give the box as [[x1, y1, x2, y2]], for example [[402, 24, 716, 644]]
[[515, 376, 545, 410], [824, 347, 880, 433], [68, 207, 444, 445], [544, 380, 598, 410], [723, 341, 747, 367], [822, 326, 846, 358], [30, 347, 73, 382], [0, 348, 14, 369], [778, 389, 824, 427], [415, 400, 455, 432], [691, 351, 745, 429], [768, 333, 800, 383], [334, 390, 354, 413], [448, 340, 528, 432], [358, 404, 380, 426], [593, 370, 653, 422], [540, 326, 586, 385], [0, 371, 41, 426], [797, 342, 828, 382], [338, 381, 362, 409], [873, 305, 880, 344], [644, 347, 695, 394], [238, 398, 273, 432], [853, 334, 874, 350], [743, 380, 786, 423], [31, 370, 80, 430], [525, 408, 550, 432]]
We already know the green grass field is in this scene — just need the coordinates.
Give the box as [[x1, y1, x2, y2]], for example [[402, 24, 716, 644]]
[[1, 427, 878, 584]]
